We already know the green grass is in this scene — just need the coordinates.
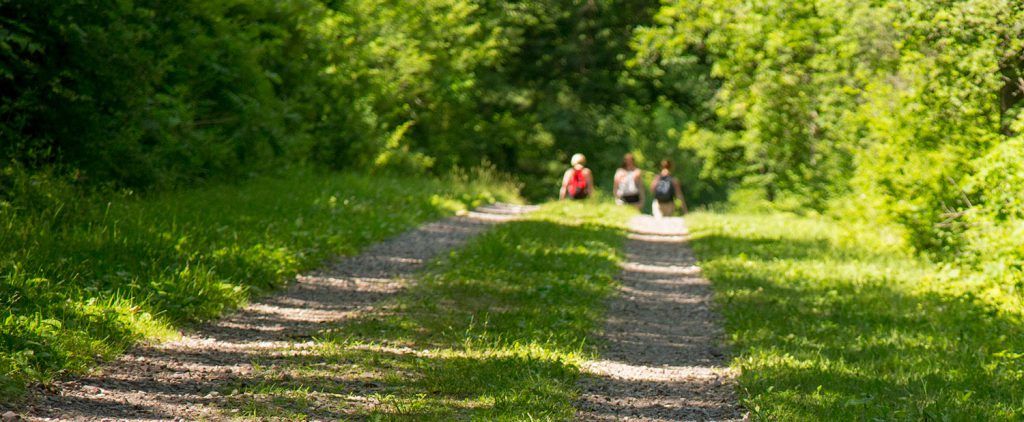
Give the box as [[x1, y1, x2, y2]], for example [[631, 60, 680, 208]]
[[0, 168, 519, 399], [687, 211, 1024, 420], [219, 201, 635, 420]]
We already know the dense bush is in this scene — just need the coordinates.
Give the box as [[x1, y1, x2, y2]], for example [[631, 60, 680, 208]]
[[2, 0, 703, 202], [964, 137, 1024, 292], [1, 0, 313, 188], [637, 0, 1024, 282]]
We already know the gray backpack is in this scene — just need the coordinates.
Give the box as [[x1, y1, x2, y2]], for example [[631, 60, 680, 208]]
[[654, 176, 674, 202]]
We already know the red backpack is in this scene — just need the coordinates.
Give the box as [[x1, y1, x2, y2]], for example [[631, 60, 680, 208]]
[[567, 168, 589, 199]]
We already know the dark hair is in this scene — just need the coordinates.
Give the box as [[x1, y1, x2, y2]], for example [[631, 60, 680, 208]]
[[621, 153, 635, 169], [660, 159, 672, 170]]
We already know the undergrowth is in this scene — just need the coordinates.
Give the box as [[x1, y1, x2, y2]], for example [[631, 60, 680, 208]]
[[0, 168, 519, 398]]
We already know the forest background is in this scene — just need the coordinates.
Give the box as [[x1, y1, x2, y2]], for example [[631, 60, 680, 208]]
[[1, 0, 1023, 396]]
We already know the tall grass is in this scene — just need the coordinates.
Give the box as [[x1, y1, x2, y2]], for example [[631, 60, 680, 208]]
[[687, 212, 1024, 420], [0, 168, 519, 398]]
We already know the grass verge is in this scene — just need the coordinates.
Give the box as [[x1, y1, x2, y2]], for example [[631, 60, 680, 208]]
[[219, 201, 634, 420], [0, 168, 519, 399], [687, 212, 1024, 420]]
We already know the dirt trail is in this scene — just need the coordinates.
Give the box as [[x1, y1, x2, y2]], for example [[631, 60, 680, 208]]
[[576, 215, 742, 421], [22, 203, 536, 421]]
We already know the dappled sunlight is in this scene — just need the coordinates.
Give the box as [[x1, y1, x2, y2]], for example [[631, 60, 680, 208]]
[[582, 359, 729, 383], [24, 205, 524, 419], [6, 0, 1022, 417], [4, 172, 519, 402], [576, 214, 742, 421], [688, 212, 1024, 420], [218, 202, 634, 420]]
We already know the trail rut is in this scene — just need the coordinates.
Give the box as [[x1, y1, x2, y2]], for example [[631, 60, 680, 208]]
[[575, 215, 742, 421]]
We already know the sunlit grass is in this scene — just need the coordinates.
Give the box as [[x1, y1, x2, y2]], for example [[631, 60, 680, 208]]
[[222, 201, 635, 420], [0, 169, 519, 398], [687, 212, 1024, 420]]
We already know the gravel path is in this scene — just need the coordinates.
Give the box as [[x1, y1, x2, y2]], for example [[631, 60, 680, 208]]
[[19, 203, 536, 421], [575, 215, 743, 421]]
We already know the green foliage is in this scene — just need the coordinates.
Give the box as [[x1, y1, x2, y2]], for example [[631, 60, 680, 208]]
[[5, 0, 1024, 411], [963, 136, 1024, 292], [638, 0, 901, 207], [0, 168, 518, 396], [846, 0, 1021, 253], [215, 201, 634, 420], [1, 0, 316, 187], [1, 0, 669, 202], [638, 0, 1024, 285], [688, 211, 1024, 420]]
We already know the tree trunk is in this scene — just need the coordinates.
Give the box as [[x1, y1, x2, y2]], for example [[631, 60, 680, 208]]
[[999, 59, 1024, 136]]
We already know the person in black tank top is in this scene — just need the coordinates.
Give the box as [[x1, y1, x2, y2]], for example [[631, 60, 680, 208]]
[[650, 159, 688, 218]]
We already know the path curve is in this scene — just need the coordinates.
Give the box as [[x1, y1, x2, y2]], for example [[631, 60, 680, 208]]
[[575, 215, 742, 421], [22, 203, 536, 421]]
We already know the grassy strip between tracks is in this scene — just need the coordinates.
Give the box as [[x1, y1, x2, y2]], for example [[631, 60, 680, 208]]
[[686, 211, 1024, 421], [219, 201, 634, 420], [0, 169, 519, 398]]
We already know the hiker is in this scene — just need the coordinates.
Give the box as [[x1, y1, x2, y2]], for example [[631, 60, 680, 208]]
[[613, 153, 643, 210], [651, 159, 688, 218], [559, 153, 593, 200]]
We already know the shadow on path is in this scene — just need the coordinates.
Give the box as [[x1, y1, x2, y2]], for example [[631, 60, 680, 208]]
[[23, 203, 536, 421], [576, 215, 742, 421]]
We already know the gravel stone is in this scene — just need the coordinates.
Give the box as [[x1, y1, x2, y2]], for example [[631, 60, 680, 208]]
[[575, 215, 743, 421]]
